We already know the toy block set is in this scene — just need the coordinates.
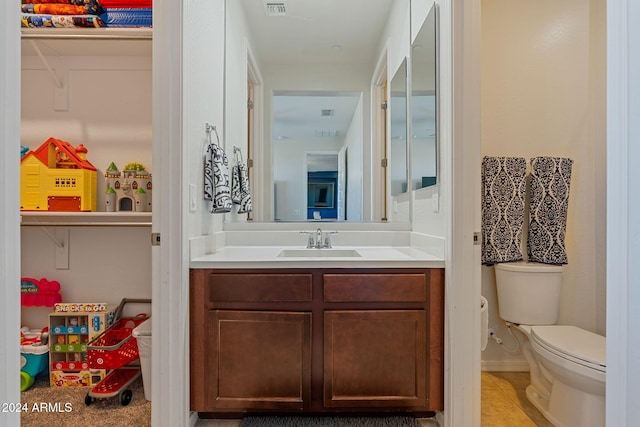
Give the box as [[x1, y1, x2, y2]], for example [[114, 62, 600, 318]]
[[49, 303, 116, 387]]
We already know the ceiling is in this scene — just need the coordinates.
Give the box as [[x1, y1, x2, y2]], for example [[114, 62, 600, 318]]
[[239, 0, 394, 66], [272, 92, 362, 141], [238, 0, 393, 142]]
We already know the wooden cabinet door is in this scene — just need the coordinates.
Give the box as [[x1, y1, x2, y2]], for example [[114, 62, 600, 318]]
[[208, 310, 312, 410], [324, 310, 427, 408]]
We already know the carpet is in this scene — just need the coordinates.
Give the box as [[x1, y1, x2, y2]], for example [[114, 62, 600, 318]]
[[240, 415, 422, 427], [20, 374, 150, 427]]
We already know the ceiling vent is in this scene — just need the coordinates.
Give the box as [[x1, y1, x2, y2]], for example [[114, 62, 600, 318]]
[[315, 129, 338, 137], [264, 1, 287, 16], [320, 109, 335, 117]]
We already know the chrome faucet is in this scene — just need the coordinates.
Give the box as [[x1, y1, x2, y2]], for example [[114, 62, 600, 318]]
[[301, 228, 337, 249]]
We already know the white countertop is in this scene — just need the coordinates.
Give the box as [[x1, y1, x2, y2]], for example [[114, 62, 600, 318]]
[[189, 246, 445, 269]]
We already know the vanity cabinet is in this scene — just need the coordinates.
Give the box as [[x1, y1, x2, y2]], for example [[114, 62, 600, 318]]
[[190, 268, 444, 416]]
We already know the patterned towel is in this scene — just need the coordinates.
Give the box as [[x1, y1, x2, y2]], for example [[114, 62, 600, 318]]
[[528, 157, 573, 265], [481, 157, 527, 265], [231, 157, 252, 214], [204, 129, 232, 214]]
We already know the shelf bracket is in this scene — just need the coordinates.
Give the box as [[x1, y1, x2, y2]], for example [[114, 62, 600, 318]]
[[29, 40, 69, 111], [40, 226, 70, 270]]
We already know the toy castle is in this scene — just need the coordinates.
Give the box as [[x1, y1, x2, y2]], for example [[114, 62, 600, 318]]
[[104, 162, 152, 212]]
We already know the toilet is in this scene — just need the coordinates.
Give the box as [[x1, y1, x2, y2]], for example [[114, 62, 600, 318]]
[[494, 262, 606, 427]]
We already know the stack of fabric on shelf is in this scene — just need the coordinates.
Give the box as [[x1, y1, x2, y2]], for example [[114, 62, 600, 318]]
[[21, 0, 152, 28], [99, 0, 152, 28], [21, 0, 106, 28]]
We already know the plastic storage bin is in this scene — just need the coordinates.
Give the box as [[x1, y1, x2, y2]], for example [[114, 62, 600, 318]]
[[132, 317, 152, 401], [20, 342, 48, 391]]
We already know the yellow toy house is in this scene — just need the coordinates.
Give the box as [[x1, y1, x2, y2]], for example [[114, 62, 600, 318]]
[[21, 137, 97, 212]]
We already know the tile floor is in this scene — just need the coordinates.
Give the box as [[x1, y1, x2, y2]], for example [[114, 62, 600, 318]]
[[482, 372, 553, 427], [194, 373, 553, 427]]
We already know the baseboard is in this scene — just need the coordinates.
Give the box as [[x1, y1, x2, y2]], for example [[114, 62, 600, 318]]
[[481, 359, 530, 372], [189, 411, 199, 427]]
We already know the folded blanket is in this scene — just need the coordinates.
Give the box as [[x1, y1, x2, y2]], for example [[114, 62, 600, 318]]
[[22, 0, 104, 15], [22, 13, 105, 27], [100, 8, 152, 27], [100, 0, 152, 7], [527, 156, 573, 265], [481, 156, 527, 265], [23, 4, 88, 15]]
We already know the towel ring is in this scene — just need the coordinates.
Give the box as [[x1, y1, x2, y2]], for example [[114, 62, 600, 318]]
[[233, 146, 244, 163], [205, 123, 220, 146]]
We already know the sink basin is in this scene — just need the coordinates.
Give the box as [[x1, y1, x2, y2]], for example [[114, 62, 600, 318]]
[[277, 249, 362, 258]]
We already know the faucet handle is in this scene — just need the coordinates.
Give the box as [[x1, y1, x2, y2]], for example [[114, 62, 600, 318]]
[[323, 231, 338, 248], [300, 231, 315, 248]]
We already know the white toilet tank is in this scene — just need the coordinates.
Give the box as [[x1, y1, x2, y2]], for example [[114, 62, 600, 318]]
[[494, 262, 563, 325]]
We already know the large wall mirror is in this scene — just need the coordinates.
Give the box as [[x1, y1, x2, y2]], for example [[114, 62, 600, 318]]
[[411, 3, 439, 190], [224, 0, 436, 223]]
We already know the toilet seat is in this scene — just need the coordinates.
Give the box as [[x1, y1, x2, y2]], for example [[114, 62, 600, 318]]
[[530, 325, 606, 372]]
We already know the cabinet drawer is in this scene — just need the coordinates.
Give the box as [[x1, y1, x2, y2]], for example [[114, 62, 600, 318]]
[[323, 273, 427, 302], [208, 274, 313, 302]]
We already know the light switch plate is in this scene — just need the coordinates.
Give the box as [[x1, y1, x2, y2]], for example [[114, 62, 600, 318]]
[[432, 191, 439, 213], [189, 184, 197, 212]]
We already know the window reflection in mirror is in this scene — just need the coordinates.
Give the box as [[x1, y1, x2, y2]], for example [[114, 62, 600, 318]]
[[411, 4, 438, 190], [390, 59, 408, 196]]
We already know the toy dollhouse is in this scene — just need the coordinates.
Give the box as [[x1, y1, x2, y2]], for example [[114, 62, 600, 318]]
[[20, 137, 97, 212], [104, 162, 152, 212]]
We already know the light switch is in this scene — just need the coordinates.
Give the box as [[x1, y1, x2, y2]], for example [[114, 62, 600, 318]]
[[189, 184, 197, 212]]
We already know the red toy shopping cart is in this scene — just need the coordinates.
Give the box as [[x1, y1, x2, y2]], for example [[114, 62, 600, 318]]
[[84, 298, 150, 406]]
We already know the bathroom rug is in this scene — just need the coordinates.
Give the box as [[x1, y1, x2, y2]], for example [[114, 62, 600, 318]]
[[240, 415, 422, 427]]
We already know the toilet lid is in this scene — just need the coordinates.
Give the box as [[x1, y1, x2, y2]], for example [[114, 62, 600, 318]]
[[531, 325, 606, 371]]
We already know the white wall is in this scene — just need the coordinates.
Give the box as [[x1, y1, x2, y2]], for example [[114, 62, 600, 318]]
[[344, 97, 364, 221], [480, 0, 607, 368], [184, 0, 226, 240], [382, 0, 411, 81]]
